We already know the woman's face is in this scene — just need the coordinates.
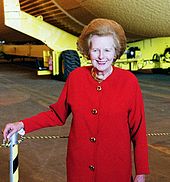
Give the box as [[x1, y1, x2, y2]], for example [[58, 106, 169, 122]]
[[89, 35, 116, 73]]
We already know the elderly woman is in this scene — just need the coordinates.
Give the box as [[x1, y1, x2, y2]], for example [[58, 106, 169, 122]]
[[3, 18, 149, 182]]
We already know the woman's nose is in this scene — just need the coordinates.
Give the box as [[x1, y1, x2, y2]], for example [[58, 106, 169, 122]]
[[99, 50, 104, 59]]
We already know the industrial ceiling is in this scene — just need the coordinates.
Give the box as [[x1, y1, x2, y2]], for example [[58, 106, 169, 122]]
[[0, 0, 170, 43]]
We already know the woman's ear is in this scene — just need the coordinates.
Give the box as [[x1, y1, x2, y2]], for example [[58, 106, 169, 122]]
[[113, 55, 117, 61]]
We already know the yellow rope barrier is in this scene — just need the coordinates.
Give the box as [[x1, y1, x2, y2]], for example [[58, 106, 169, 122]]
[[1, 132, 169, 148]]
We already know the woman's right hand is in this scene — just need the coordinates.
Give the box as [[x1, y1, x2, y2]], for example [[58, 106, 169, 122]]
[[3, 122, 24, 142]]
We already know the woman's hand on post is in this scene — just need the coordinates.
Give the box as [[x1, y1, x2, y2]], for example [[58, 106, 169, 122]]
[[134, 174, 145, 182], [3, 122, 24, 142]]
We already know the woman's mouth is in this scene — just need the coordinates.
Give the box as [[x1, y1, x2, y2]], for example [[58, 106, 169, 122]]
[[97, 61, 107, 65]]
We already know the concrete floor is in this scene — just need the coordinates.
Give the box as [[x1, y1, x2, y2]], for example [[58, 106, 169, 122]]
[[0, 62, 170, 182]]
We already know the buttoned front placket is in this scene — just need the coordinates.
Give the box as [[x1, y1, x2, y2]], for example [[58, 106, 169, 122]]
[[88, 82, 103, 180]]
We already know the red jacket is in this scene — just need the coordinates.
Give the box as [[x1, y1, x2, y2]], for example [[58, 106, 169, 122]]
[[22, 66, 149, 182]]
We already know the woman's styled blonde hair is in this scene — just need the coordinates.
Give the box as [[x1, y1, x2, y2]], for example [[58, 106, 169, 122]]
[[77, 18, 126, 60]]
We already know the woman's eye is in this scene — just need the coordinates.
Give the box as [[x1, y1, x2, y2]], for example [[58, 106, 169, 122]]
[[105, 49, 111, 52]]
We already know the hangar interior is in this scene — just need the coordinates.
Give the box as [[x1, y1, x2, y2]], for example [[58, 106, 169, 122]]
[[0, 0, 170, 76], [1, 0, 170, 42]]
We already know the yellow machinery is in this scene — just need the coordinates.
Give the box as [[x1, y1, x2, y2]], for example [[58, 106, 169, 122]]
[[1, 44, 50, 60], [115, 37, 170, 72], [3, 0, 89, 80], [3, 0, 170, 81]]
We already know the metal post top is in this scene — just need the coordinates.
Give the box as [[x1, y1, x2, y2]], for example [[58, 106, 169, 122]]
[[10, 132, 18, 146]]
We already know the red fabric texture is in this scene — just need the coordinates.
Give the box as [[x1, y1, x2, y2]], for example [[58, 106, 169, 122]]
[[22, 66, 149, 182]]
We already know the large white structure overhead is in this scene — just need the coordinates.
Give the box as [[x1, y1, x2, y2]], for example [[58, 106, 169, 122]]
[[0, 0, 170, 43]]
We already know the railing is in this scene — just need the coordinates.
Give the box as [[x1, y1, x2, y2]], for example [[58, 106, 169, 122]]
[[0, 132, 169, 181]]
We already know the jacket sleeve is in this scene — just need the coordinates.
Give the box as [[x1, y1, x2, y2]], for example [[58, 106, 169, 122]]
[[128, 79, 149, 175], [21, 77, 71, 133]]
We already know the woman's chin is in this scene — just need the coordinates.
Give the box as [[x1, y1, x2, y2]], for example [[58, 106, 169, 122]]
[[95, 65, 111, 72]]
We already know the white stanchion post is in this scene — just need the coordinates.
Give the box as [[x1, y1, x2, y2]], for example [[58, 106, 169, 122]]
[[10, 132, 19, 182]]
